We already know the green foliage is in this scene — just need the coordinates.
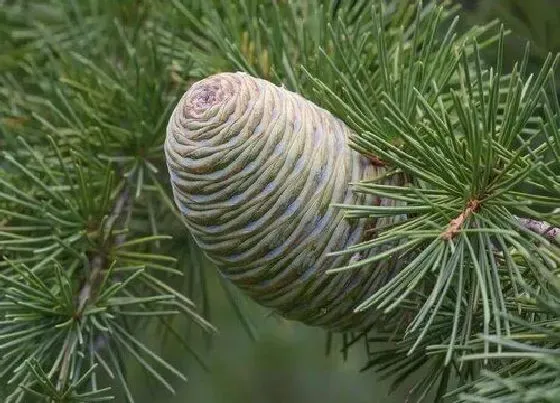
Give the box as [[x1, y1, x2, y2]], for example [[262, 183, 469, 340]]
[[306, 4, 560, 402], [0, 0, 158, 72], [0, 1, 216, 401], [453, 59, 560, 403], [455, 265, 560, 402], [1, 0, 559, 402]]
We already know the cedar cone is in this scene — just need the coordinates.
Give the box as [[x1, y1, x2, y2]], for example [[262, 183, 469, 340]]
[[165, 72, 398, 331]]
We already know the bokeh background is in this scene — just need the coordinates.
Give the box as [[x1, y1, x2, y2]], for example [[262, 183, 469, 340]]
[[127, 268, 421, 403]]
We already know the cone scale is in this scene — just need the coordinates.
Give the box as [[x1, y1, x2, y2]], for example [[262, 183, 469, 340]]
[[165, 72, 395, 331]]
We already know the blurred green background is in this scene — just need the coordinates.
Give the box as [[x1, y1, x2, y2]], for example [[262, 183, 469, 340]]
[[126, 267, 419, 403]]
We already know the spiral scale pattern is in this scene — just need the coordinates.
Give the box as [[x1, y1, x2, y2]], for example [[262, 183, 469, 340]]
[[165, 72, 394, 331]]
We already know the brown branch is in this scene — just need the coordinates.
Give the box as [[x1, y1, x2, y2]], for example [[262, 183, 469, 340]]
[[440, 200, 559, 244], [56, 185, 131, 393], [365, 153, 386, 167], [516, 217, 560, 244], [441, 199, 481, 240], [76, 186, 130, 315]]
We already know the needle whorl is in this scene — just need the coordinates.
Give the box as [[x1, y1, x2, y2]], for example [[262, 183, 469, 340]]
[[165, 72, 393, 331]]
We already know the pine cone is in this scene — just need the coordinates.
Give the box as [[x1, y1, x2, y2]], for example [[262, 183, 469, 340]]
[[165, 72, 395, 331]]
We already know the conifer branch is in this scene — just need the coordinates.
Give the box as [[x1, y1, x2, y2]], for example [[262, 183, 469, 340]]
[[78, 186, 131, 315], [516, 217, 560, 243], [58, 182, 132, 393], [441, 199, 481, 240]]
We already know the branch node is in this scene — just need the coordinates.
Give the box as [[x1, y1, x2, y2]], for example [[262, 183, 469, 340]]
[[441, 199, 481, 240], [366, 153, 386, 166]]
